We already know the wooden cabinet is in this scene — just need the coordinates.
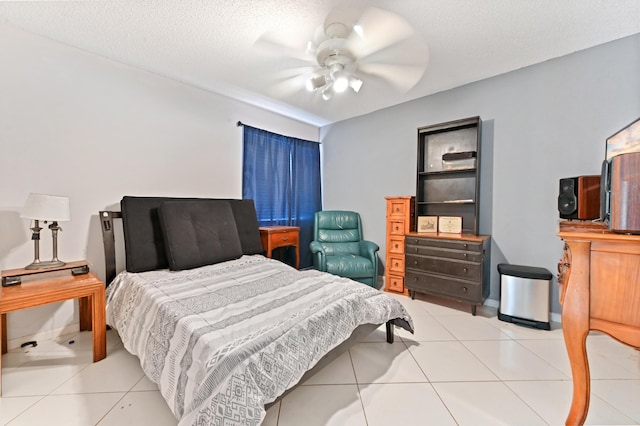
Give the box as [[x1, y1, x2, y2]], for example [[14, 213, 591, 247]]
[[416, 116, 481, 234], [384, 196, 414, 295], [404, 232, 490, 315], [557, 221, 640, 425]]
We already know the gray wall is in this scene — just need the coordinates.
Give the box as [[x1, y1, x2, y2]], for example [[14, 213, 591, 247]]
[[320, 34, 640, 314]]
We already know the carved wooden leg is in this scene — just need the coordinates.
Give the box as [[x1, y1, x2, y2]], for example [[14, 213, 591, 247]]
[[561, 240, 592, 426], [1, 313, 6, 354], [564, 321, 590, 425], [0, 313, 4, 395]]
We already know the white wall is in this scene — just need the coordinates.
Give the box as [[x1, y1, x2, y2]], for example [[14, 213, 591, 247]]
[[320, 34, 640, 314], [0, 23, 318, 345]]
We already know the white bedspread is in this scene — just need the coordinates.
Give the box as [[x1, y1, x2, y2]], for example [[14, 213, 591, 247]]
[[106, 255, 413, 425]]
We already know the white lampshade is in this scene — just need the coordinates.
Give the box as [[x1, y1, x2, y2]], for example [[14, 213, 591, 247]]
[[20, 193, 71, 221]]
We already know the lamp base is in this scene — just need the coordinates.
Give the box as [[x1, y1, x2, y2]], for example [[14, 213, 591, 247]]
[[25, 259, 66, 270]]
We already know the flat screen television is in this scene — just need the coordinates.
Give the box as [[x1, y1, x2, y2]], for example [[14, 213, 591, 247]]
[[600, 117, 640, 233], [605, 117, 640, 160]]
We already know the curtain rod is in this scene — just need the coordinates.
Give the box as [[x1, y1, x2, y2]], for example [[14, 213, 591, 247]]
[[237, 121, 320, 143]]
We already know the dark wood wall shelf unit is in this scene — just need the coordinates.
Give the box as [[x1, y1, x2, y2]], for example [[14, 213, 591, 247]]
[[408, 116, 491, 315], [416, 116, 482, 234]]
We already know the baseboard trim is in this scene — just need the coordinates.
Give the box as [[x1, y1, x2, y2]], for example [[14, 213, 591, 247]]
[[6, 323, 80, 351]]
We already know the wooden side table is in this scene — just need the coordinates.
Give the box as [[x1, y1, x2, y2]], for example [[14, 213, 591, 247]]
[[0, 265, 107, 395], [259, 226, 300, 269]]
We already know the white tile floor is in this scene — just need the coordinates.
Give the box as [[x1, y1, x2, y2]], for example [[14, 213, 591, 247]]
[[2, 292, 639, 425]]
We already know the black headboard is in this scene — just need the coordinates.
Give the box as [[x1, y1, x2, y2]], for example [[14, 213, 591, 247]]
[[99, 197, 264, 285], [100, 210, 122, 285]]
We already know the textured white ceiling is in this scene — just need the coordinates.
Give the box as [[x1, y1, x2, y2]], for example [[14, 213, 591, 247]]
[[1, 1, 639, 126]]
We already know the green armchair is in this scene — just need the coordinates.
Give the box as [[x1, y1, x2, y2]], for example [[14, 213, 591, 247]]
[[310, 210, 379, 287]]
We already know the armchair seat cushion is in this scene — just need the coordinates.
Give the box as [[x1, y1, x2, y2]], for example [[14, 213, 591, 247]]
[[326, 255, 374, 279]]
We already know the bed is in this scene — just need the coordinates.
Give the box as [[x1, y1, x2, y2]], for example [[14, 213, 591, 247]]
[[100, 196, 414, 425]]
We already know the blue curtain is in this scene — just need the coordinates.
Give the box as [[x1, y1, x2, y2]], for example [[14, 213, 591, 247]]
[[242, 125, 321, 268]]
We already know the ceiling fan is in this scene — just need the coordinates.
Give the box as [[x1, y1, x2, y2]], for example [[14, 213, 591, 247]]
[[256, 7, 429, 101]]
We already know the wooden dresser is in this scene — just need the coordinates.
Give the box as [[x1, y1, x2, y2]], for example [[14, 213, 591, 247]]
[[557, 221, 640, 425], [404, 232, 490, 315], [384, 196, 414, 295]]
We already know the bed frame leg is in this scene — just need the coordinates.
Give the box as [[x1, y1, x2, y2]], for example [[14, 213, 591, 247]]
[[386, 321, 394, 343]]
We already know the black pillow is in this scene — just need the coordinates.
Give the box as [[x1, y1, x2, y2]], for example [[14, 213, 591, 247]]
[[158, 199, 243, 271], [121, 196, 184, 273], [229, 199, 264, 255]]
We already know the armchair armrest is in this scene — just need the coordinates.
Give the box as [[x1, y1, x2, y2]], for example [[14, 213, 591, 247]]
[[310, 241, 328, 272], [359, 240, 380, 286], [359, 240, 379, 259]]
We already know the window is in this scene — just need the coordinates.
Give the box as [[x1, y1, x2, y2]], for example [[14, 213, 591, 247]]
[[242, 125, 321, 268]]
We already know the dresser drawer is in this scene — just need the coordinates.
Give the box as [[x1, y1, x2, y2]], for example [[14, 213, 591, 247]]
[[405, 244, 483, 262], [405, 270, 482, 301], [405, 237, 483, 253], [388, 199, 410, 218], [405, 254, 482, 281], [386, 274, 405, 292], [388, 236, 405, 254], [270, 230, 299, 249], [388, 219, 407, 236], [387, 255, 405, 274]]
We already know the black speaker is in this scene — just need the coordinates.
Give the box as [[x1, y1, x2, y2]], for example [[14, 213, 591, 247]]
[[558, 176, 600, 220]]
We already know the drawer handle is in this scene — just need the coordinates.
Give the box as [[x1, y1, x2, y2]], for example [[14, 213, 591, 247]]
[[463, 267, 468, 273], [463, 287, 468, 293], [463, 243, 468, 248], [395, 226, 399, 231], [281, 237, 288, 241], [395, 244, 399, 249], [463, 253, 468, 258]]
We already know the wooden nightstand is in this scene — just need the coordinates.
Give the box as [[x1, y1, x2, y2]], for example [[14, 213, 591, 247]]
[[0, 262, 107, 395], [259, 226, 300, 269]]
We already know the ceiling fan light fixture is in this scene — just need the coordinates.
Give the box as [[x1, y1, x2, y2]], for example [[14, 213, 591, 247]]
[[306, 75, 327, 91], [321, 84, 333, 100], [349, 76, 363, 93], [333, 71, 349, 93]]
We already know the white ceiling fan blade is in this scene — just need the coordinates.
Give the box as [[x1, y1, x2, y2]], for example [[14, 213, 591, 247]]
[[265, 65, 318, 97], [358, 62, 427, 93], [254, 32, 314, 63], [345, 7, 415, 59]]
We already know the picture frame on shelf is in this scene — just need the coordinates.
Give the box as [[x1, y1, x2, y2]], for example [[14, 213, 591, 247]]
[[438, 216, 462, 234], [417, 216, 438, 233]]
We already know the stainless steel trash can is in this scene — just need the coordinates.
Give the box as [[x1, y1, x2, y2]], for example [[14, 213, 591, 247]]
[[497, 263, 552, 330]]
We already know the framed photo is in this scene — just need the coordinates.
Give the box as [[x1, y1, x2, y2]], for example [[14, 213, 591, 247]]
[[438, 216, 462, 234], [417, 216, 438, 233]]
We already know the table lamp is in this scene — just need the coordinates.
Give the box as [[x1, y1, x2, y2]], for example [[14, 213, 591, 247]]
[[20, 193, 71, 270]]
